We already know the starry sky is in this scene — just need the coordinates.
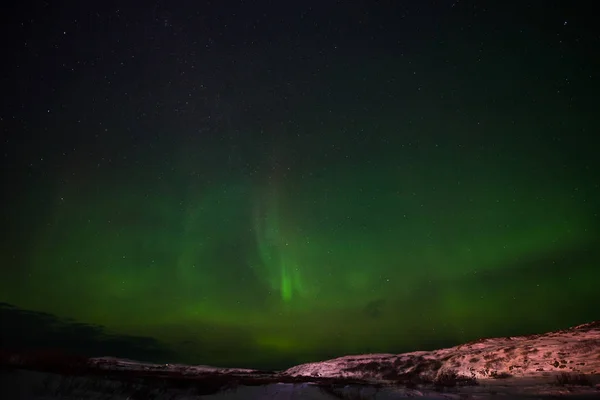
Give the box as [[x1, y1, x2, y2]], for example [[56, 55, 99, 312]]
[[1, 0, 599, 370]]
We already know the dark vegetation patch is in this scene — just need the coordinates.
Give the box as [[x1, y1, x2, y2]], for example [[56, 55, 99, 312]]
[[522, 347, 539, 354], [489, 371, 512, 379], [344, 357, 450, 389], [484, 357, 506, 369], [571, 339, 600, 353], [345, 361, 381, 374], [344, 360, 404, 381], [433, 370, 478, 388], [394, 356, 416, 369], [469, 357, 480, 363]]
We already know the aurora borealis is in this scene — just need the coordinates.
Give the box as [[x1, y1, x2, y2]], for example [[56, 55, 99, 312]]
[[1, 1, 599, 370]]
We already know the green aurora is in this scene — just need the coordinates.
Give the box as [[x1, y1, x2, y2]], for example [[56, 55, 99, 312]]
[[1, 0, 599, 370], [2, 136, 598, 368]]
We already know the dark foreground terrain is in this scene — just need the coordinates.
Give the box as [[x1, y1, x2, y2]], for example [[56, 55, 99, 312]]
[[2, 321, 600, 399]]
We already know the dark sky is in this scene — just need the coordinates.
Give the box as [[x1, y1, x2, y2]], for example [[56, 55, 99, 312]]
[[1, 0, 599, 370]]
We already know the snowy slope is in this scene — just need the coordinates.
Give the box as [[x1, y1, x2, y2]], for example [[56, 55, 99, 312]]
[[284, 321, 600, 383], [2, 321, 600, 399]]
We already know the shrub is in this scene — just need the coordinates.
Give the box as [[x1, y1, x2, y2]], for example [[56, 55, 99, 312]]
[[490, 371, 512, 379], [434, 371, 478, 388]]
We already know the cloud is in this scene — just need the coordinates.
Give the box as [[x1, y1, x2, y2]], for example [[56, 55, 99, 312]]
[[0, 303, 173, 363]]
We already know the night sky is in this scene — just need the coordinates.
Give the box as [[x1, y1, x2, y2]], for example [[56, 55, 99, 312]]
[[1, 0, 599, 370]]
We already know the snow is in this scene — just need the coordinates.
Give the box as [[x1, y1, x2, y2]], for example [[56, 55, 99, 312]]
[[2, 321, 600, 399], [285, 321, 600, 382]]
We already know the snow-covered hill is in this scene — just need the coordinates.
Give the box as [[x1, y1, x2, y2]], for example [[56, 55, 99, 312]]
[[284, 321, 600, 384], [1, 321, 600, 399]]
